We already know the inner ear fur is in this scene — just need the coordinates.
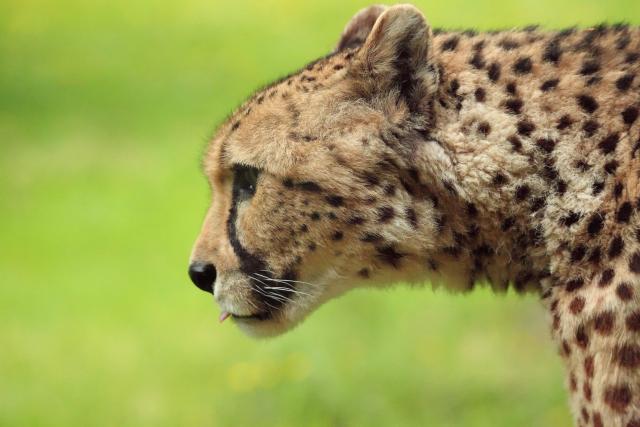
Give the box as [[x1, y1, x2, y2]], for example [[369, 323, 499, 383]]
[[335, 5, 388, 52], [349, 4, 440, 116]]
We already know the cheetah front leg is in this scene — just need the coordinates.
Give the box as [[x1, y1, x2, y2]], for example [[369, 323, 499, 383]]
[[546, 266, 640, 426]]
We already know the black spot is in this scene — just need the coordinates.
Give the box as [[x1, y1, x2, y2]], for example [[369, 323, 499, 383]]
[[325, 195, 344, 207], [608, 235, 625, 259], [557, 27, 576, 38], [586, 76, 602, 86], [598, 133, 620, 154], [556, 115, 573, 130], [515, 185, 531, 201], [310, 212, 321, 221], [579, 60, 600, 75], [504, 98, 523, 114], [583, 120, 599, 137], [592, 181, 605, 195], [467, 223, 480, 239], [517, 120, 536, 136], [629, 252, 640, 273], [501, 217, 515, 231], [542, 161, 559, 181], [442, 245, 462, 258], [571, 245, 587, 263], [298, 181, 322, 192], [405, 207, 418, 228], [442, 179, 457, 195], [588, 247, 602, 264], [473, 40, 486, 50], [536, 138, 556, 152], [377, 206, 395, 223], [541, 78, 560, 91], [300, 224, 308, 233], [376, 245, 404, 268], [470, 51, 485, 69], [363, 173, 380, 187], [347, 216, 366, 225], [617, 33, 631, 50], [488, 62, 501, 82], [599, 269, 615, 287], [622, 107, 639, 125], [577, 94, 599, 113], [399, 178, 415, 196], [493, 172, 508, 186], [231, 121, 241, 131], [513, 57, 533, 74], [506, 82, 517, 95], [543, 39, 562, 63], [466, 202, 478, 217], [361, 233, 382, 243], [560, 211, 581, 227], [449, 79, 460, 95], [383, 184, 396, 196], [575, 159, 591, 172], [587, 213, 604, 235], [617, 202, 632, 223], [509, 135, 522, 151], [530, 197, 546, 212], [604, 160, 619, 175], [617, 283, 634, 301], [575, 325, 589, 348], [357, 268, 370, 279], [477, 122, 491, 136], [616, 74, 635, 91], [566, 277, 584, 292], [626, 52, 640, 64], [556, 179, 567, 195], [283, 178, 294, 188], [331, 231, 343, 241], [614, 182, 624, 198], [499, 39, 519, 50], [441, 36, 460, 52]]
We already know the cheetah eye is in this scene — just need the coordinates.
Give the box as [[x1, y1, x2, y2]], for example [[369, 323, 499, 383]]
[[232, 165, 260, 201]]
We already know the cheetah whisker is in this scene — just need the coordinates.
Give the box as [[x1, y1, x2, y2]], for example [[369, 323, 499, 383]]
[[255, 271, 322, 288]]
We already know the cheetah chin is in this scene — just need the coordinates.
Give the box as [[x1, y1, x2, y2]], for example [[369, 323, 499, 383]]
[[188, 4, 640, 425]]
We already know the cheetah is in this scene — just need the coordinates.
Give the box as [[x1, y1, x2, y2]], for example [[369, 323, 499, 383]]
[[188, 4, 640, 425]]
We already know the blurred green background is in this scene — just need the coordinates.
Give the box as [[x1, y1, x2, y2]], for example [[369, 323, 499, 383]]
[[2, 0, 639, 425]]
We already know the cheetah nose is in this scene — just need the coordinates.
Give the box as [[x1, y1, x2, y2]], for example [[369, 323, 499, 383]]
[[188, 262, 217, 294]]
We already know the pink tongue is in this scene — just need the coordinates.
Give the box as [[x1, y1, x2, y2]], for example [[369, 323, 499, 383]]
[[219, 311, 231, 323]]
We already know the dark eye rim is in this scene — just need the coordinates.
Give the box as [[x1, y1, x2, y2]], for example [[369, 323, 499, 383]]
[[232, 164, 261, 200]]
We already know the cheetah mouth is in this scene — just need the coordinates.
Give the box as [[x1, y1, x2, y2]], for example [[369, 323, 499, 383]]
[[220, 311, 271, 322]]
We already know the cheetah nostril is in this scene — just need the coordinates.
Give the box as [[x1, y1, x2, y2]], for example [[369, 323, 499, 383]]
[[188, 262, 217, 294]]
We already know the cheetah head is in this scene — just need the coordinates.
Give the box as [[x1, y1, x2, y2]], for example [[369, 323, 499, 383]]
[[189, 4, 452, 337]]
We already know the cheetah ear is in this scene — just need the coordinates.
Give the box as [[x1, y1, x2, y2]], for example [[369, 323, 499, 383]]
[[351, 4, 439, 115], [335, 5, 388, 52]]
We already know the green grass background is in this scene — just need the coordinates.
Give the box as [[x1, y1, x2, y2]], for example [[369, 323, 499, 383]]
[[2, 0, 639, 425]]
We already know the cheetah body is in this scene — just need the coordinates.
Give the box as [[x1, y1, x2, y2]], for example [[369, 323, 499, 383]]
[[190, 5, 640, 425]]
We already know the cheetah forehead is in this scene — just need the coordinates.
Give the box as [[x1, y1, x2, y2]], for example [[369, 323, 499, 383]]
[[203, 49, 376, 181]]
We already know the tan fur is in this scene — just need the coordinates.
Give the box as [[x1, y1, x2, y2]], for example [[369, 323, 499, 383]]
[[190, 5, 640, 425]]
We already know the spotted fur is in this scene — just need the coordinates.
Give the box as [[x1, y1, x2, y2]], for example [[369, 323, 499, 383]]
[[190, 5, 640, 425]]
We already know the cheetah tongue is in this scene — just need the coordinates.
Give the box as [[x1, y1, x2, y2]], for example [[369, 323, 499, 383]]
[[219, 311, 231, 323]]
